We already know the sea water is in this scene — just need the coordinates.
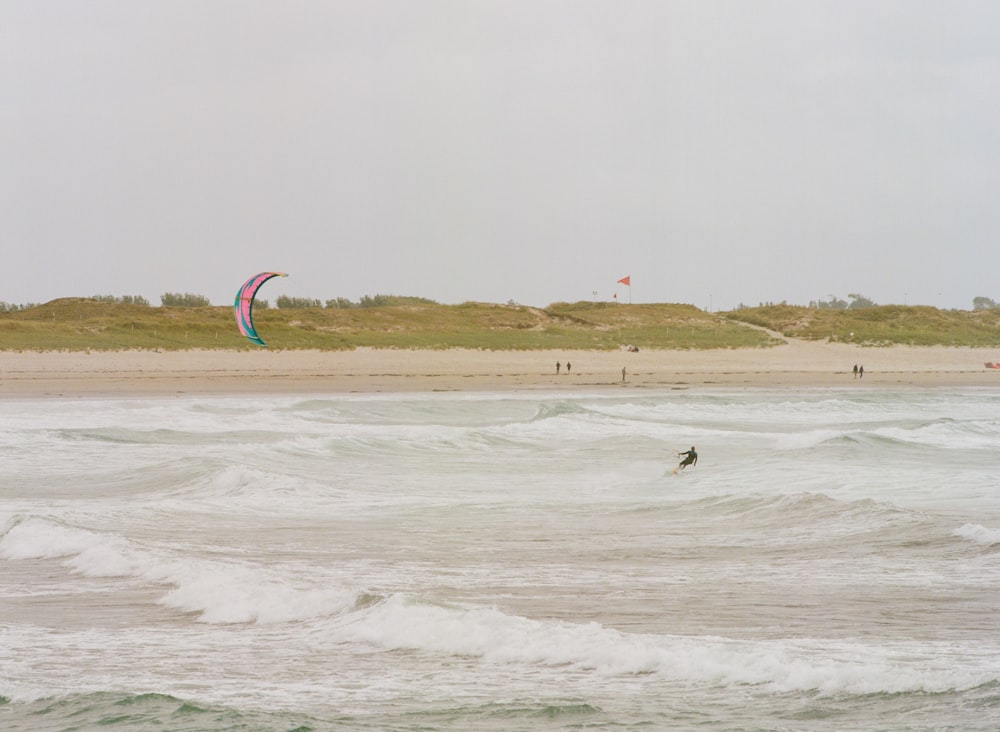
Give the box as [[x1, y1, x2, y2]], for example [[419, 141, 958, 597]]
[[0, 388, 998, 731]]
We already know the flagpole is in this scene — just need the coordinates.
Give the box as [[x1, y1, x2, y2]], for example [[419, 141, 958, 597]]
[[616, 275, 631, 304]]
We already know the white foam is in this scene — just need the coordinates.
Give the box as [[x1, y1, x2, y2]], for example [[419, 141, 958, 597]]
[[0, 517, 358, 624], [155, 561, 358, 624], [333, 594, 997, 695], [0, 518, 108, 561], [953, 523, 1000, 545]]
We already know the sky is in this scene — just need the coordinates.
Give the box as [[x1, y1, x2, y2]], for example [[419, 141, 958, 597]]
[[3, 1, 999, 311]]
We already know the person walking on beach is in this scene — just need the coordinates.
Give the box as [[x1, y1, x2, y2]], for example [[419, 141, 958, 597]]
[[556, 361, 561, 375], [566, 362, 571, 374], [621, 366, 627, 382], [859, 365, 864, 378], [853, 364, 858, 379]]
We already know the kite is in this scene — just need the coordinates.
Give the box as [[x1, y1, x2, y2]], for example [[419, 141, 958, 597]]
[[234, 271, 287, 346]]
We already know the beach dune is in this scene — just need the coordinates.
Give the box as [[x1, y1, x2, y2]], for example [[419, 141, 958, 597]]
[[3, 340, 999, 398]]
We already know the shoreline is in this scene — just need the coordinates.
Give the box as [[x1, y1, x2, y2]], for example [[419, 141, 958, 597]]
[[3, 342, 999, 398]]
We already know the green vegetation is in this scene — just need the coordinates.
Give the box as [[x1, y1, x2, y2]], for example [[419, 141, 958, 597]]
[[808, 293, 878, 310], [161, 293, 211, 307], [2, 299, 997, 351], [726, 304, 1000, 347], [92, 294, 151, 306], [356, 294, 438, 308], [1, 298, 779, 351], [0, 300, 236, 350], [276, 295, 322, 309], [0, 302, 39, 313]]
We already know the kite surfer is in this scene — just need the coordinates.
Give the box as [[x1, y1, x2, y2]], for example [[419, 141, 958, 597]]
[[675, 446, 698, 471]]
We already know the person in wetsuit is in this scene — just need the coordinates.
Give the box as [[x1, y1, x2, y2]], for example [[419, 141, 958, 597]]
[[677, 446, 698, 470]]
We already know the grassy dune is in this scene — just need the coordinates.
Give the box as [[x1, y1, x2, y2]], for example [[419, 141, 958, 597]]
[[729, 304, 1000, 347], [1, 299, 998, 351]]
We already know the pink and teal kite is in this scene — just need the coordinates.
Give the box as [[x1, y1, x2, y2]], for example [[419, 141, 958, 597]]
[[234, 272, 287, 346]]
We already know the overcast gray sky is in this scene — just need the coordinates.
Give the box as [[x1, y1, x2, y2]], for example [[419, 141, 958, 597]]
[[3, 1, 999, 311]]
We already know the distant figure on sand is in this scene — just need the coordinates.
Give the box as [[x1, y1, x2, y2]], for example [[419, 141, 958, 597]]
[[621, 366, 627, 382], [566, 362, 571, 374], [859, 365, 864, 378], [556, 361, 561, 375], [673, 446, 698, 474], [853, 364, 858, 379]]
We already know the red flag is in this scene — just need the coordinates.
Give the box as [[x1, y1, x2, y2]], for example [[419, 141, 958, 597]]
[[617, 276, 631, 286]]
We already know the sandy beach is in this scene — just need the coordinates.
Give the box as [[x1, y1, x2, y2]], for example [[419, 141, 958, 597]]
[[2, 340, 999, 398]]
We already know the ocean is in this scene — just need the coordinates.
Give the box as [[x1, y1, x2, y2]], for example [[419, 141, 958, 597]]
[[1, 387, 998, 731]]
